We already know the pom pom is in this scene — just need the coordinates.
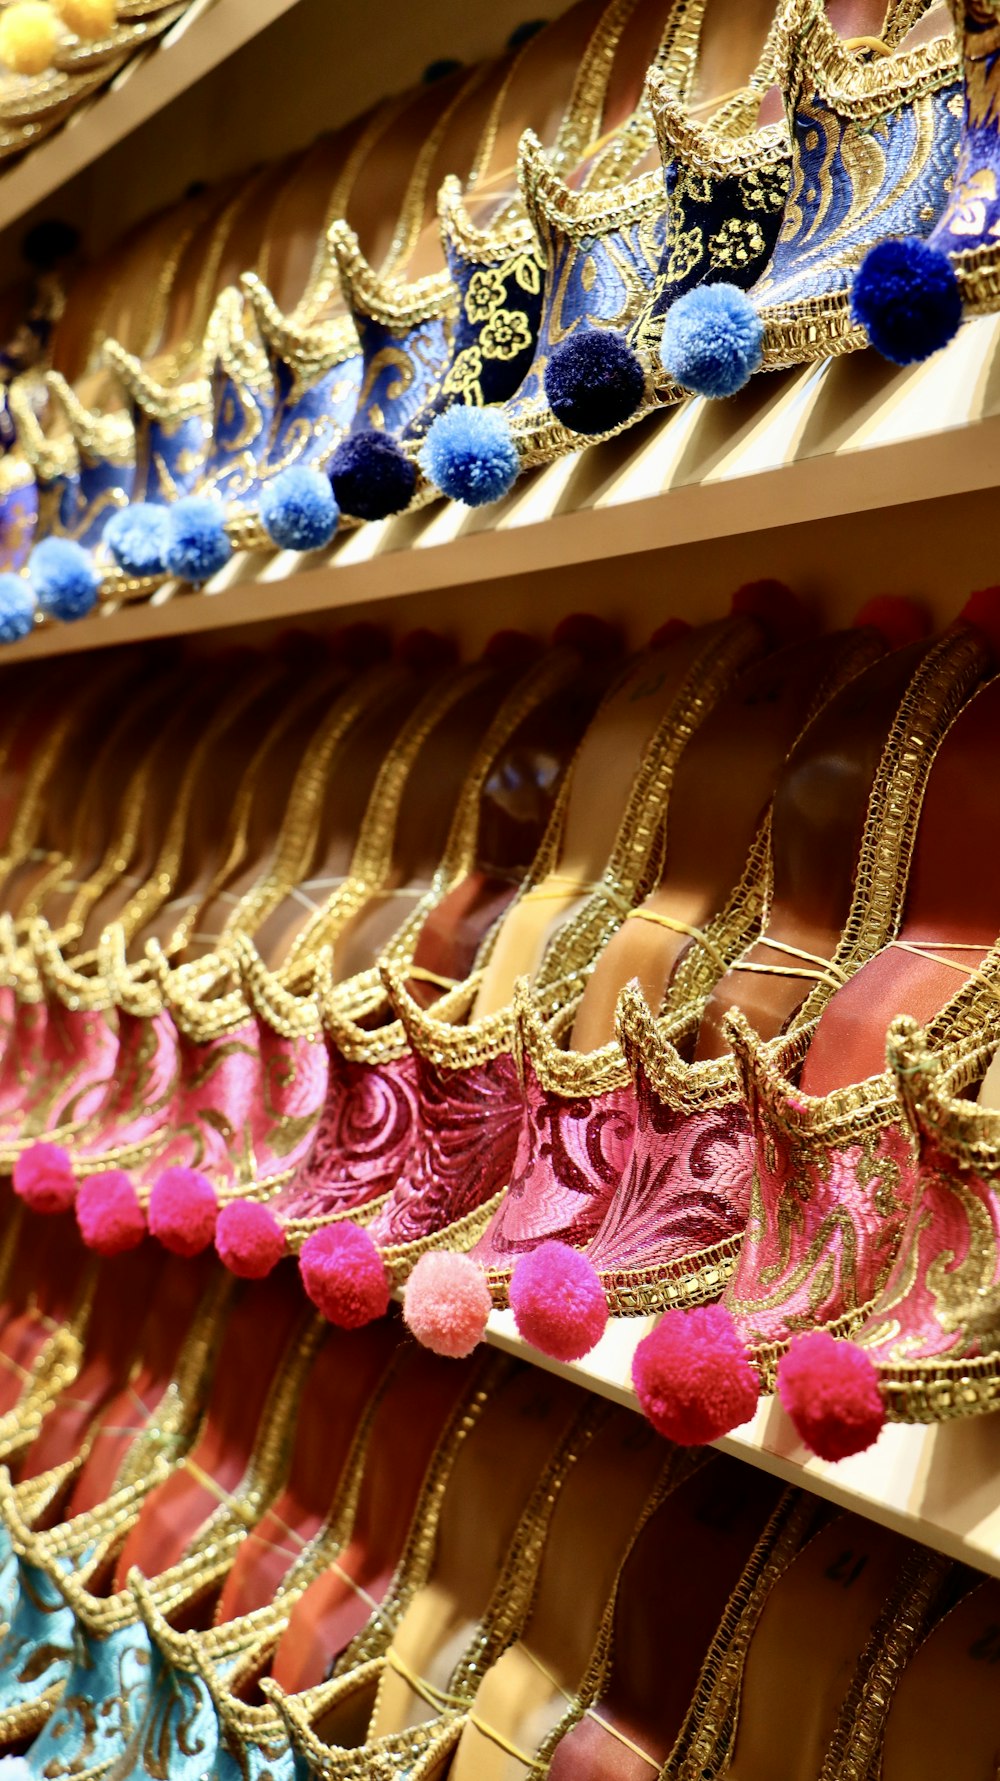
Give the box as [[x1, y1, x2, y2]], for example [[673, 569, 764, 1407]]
[[148, 1167, 217, 1257], [75, 1171, 145, 1255], [396, 628, 459, 674], [551, 613, 623, 658], [12, 1142, 74, 1214], [959, 585, 1000, 665], [852, 595, 929, 649], [481, 629, 540, 672], [0, 574, 35, 642], [632, 1304, 760, 1445], [508, 1241, 608, 1362], [661, 284, 763, 399], [29, 536, 98, 622], [776, 1330, 886, 1461], [164, 497, 232, 584], [260, 466, 339, 552], [299, 1223, 390, 1329], [420, 406, 519, 507], [326, 621, 392, 670], [403, 1251, 492, 1357], [55, 0, 115, 38], [851, 237, 961, 367], [0, 2, 59, 75], [328, 430, 416, 522], [0, 1758, 34, 1781], [648, 617, 692, 648], [730, 579, 809, 646], [543, 329, 646, 436], [215, 1199, 285, 1279], [103, 502, 170, 577]]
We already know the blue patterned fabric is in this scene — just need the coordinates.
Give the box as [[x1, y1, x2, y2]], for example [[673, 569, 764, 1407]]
[[0, 1556, 80, 1732], [26, 1615, 153, 1779], [131, 409, 206, 506], [199, 359, 275, 508], [48, 450, 135, 551], [0, 480, 37, 571], [350, 310, 454, 439], [255, 348, 363, 484], [928, 0, 1000, 256], [215, 1732, 301, 1781]]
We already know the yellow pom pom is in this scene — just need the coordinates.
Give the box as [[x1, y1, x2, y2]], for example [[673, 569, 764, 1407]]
[[0, 1, 60, 74], [54, 0, 115, 38]]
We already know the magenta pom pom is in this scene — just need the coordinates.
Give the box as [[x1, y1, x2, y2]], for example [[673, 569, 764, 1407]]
[[776, 1330, 886, 1461], [215, 1199, 285, 1279], [75, 1171, 146, 1256], [299, 1223, 390, 1329], [632, 1304, 759, 1445], [403, 1251, 491, 1357], [508, 1240, 608, 1362], [148, 1167, 218, 1257], [12, 1142, 75, 1214]]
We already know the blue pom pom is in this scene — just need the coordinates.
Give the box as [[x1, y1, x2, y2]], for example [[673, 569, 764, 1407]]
[[851, 236, 961, 366], [328, 430, 417, 522], [29, 537, 99, 622], [0, 574, 35, 642], [164, 497, 232, 585], [260, 466, 339, 552], [660, 284, 764, 399], [103, 503, 170, 577], [544, 329, 646, 436], [420, 406, 519, 506]]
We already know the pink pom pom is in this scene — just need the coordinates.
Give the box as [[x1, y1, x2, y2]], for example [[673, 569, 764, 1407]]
[[215, 1199, 285, 1279], [403, 1251, 491, 1357], [508, 1240, 608, 1362], [632, 1304, 759, 1445], [75, 1171, 146, 1256], [12, 1143, 75, 1214], [299, 1223, 389, 1329], [148, 1167, 218, 1257], [776, 1330, 886, 1461], [852, 595, 928, 649]]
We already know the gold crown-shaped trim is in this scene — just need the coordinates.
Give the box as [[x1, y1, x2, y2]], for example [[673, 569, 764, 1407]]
[[7, 374, 75, 485], [327, 220, 457, 331], [517, 126, 663, 243], [437, 172, 537, 267], [240, 271, 358, 390], [45, 370, 134, 466], [102, 337, 211, 426]]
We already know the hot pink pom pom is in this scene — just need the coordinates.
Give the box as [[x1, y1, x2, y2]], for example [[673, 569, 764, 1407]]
[[776, 1330, 886, 1461], [215, 1199, 285, 1279], [508, 1240, 608, 1362], [403, 1251, 491, 1357], [632, 1304, 759, 1445], [12, 1143, 75, 1214], [299, 1223, 389, 1329], [75, 1171, 146, 1256], [148, 1167, 218, 1257]]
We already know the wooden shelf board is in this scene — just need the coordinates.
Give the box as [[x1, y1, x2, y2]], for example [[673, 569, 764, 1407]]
[[7, 311, 1000, 661], [0, 0, 305, 234], [480, 1309, 1000, 1581]]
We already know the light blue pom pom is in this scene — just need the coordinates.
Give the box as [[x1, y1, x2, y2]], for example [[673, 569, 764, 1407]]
[[104, 503, 170, 577], [0, 574, 35, 642], [420, 406, 520, 507], [29, 537, 99, 622], [260, 467, 339, 552], [164, 497, 232, 585], [660, 284, 764, 399]]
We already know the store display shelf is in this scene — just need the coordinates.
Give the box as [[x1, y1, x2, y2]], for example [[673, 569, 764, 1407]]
[[0, 0, 305, 234], [480, 1309, 1000, 1580], [8, 308, 1000, 661]]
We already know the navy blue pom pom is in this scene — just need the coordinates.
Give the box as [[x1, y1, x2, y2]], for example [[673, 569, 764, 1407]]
[[164, 497, 232, 585], [104, 502, 170, 577], [29, 537, 99, 622], [420, 407, 520, 506], [660, 284, 764, 399], [0, 574, 35, 642], [544, 329, 646, 436], [260, 466, 339, 552], [328, 430, 417, 522], [851, 236, 962, 366]]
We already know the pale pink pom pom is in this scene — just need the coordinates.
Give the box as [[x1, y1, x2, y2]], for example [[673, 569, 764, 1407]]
[[403, 1251, 491, 1357]]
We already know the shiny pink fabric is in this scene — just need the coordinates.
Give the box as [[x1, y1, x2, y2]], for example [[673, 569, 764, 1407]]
[[71, 1006, 181, 1161], [723, 1092, 916, 1349], [248, 1022, 328, 1193], [0, 999, 48, 1119], [472, 1061, 634, 1269], [133, 1016, 262, 1191], [858, 1136, 1000, 1365], [0, 1001, 119, 1141], [582, 1059, 755, 1282], [276, 1050, 420, 1225], [366, 1047, 526, 1249]]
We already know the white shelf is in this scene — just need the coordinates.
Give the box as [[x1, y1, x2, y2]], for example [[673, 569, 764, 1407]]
[[7, 312, 1000, 662], [0, 0, 307, 234], [482, 1309, 1000, 1582]]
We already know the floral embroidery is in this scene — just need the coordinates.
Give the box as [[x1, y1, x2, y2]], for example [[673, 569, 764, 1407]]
[[441, 345, 485, 403], [739, 163, 790, 212], [682, 170, 713, 204], [464, 268, 507, 325], [664, 221, 704, 283], [709, 216, 767, 270], [479, 307, 533, 361]]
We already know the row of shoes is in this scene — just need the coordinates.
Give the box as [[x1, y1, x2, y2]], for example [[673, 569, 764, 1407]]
[[0, 0, 197, 161], [0, 0, 993, 638], [0, 1295, 987, 1781], [2, 583, 1000, 1468]]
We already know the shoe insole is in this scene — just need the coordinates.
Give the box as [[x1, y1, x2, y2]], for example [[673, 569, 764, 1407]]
[[880, 1578, 1000, 1781]]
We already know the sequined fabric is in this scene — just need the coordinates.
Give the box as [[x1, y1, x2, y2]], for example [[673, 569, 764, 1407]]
[[132, 1018, 262, 1195], [275, 1051, 420, 1226], [0, 1002, 118, 1144], [71, 1006, 181, 1163]]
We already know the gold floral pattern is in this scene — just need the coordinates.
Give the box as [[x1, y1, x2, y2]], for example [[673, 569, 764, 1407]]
[[709, 216, 767, 270], [479, 307, 533, 360], [664, 221, 704, 282]]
